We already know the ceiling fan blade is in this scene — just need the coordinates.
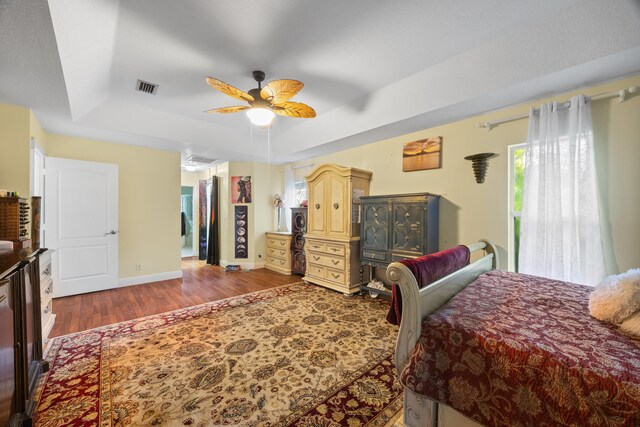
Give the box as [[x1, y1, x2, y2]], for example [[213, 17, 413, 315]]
[[261, 79, 304, 105], [273, 101, 316, 118], [205, 106, 250, 114], [206, 77, 254, 102]]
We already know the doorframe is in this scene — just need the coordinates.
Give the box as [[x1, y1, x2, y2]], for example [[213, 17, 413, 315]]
[[30, 137, 46, 244], [181, 185, 198, 258]]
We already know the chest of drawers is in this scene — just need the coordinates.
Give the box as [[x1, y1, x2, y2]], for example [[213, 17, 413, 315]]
[[265, 232, 292, 275], [304, 237, 360, 294]]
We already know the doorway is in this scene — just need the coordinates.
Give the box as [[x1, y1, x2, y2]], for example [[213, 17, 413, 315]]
[[181, 186, 195, 258]]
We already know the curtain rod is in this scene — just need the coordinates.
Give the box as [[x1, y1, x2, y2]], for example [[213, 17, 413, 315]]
[[475, 85, 638, 131], [279, 163, 314, 172]]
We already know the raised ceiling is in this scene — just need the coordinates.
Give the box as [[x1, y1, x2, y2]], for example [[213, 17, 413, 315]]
[[1, 0, 640, 164]]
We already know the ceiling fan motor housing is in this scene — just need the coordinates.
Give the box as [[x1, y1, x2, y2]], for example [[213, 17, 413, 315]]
[[250, 70, 268, 106], [248, 88, 269, 107], [252, 70, 266, 83]]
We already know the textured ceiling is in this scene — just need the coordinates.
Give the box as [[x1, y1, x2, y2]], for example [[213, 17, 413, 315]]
[[1, 0, 640, 164]]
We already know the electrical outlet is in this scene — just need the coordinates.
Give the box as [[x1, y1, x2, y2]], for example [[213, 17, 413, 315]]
[[136, 264, 142, 271]]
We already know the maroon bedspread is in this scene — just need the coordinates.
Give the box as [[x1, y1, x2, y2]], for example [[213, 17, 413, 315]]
[[400, 270, 640, 427], [386, 245, 470, 325]]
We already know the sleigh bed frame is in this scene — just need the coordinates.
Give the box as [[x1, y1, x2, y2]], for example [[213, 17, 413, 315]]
[[386, 240, 497, 427]]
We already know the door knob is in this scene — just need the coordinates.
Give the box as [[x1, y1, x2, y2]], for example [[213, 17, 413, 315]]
[[105, 230, 118, 235]]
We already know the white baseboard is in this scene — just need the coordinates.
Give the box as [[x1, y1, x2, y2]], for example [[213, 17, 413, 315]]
[[118, 270, 183, 287], [220, 260, 265, 270]]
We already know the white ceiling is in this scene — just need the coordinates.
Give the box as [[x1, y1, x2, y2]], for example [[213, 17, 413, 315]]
[[1, 0, 640, 164]]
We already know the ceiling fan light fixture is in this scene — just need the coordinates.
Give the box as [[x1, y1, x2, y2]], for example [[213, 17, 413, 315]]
[[246, 107, 275, 126]]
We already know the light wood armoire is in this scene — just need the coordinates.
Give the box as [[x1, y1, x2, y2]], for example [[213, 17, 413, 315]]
[[303, 164, 372, 294]]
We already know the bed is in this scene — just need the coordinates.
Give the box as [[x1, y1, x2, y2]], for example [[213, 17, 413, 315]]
[[386, 240, 640, 427]]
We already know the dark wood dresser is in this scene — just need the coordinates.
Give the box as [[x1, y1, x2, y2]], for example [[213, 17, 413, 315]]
[[291, 207, 307, 275], [0, 248, 49, 427], [359, 193, 440, 294]]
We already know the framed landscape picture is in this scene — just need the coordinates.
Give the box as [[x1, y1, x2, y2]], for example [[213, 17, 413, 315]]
[[402, 137, 443, 172]]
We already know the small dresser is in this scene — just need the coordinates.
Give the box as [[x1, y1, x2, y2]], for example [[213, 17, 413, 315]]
[[305, 238, 360, 294], [265, 232, 292, 275]]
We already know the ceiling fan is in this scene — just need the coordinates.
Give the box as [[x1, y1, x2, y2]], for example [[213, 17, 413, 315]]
[[205, 70, 316, 126]]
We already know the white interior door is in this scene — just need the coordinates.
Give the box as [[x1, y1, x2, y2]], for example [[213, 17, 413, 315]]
[[45, 157, 118, 297]]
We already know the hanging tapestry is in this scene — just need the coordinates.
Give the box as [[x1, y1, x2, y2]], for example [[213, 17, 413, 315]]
[[206, 176, 220, 265], [234, 205, 248, 258]]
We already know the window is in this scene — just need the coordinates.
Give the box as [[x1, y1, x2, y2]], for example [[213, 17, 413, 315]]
[[508, 143, 525, 272], [294, 181, 307, 206]]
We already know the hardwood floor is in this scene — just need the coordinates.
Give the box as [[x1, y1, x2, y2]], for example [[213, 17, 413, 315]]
[[50, 259, 302, 337]]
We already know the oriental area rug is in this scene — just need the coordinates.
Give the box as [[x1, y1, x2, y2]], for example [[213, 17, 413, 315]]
[[35, 283, 402, 426]]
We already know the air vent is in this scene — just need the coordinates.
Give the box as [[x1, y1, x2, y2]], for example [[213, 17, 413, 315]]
[[135, 79, 158, 95], [187, 155, 217, 164]]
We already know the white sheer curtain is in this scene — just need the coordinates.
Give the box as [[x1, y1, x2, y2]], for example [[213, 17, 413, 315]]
[[283, 165, 296, 232], [518, 95, 605, 285]]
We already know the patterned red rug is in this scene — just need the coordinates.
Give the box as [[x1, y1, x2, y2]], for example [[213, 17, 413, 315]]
[[35, 283, 402, 426]]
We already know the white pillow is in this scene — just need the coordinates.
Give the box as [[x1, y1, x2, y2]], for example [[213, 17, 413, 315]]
[[620, 311, 640, 337], [589, 268, 640, 324]]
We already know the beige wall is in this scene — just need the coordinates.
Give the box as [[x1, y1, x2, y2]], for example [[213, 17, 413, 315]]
[[43, 134, 182, 280], [294, 75, 640, 274], [0, 103, 31, 197], [218, 161, 281, 267]]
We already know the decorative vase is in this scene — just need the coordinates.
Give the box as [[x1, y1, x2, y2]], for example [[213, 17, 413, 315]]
[[277, 206, 288, 232]]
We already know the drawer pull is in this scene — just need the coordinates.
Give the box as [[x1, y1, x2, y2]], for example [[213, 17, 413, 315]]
[[331, 260, 339, 265], [315, 203, 320, 209], [313, 256, 320, 261], [280, 241, 286, 246], [279, 260, 284, 265], [330, 248, 339, 252], [333, 203, 339, 209], [312, 245, 321, 249], [269, 240, 275, 244], [0, 295, 6, 304], [331, 273, 340, 279]]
